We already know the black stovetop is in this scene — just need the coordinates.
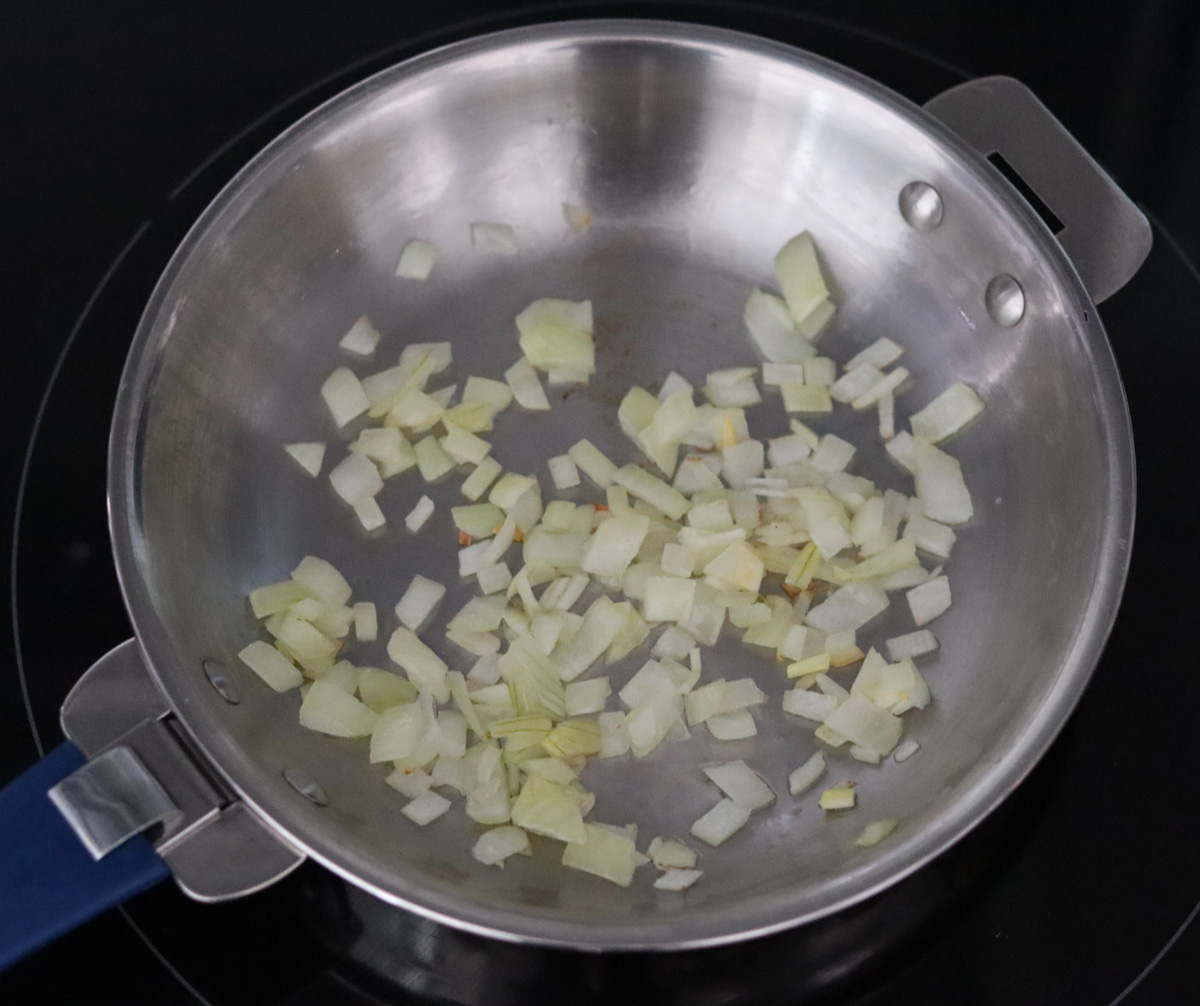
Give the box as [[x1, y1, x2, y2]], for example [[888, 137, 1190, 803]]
[[3, 3, 1200, 1004]]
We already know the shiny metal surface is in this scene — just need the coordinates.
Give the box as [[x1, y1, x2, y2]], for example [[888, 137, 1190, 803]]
[[925, 75, 1153, 304], [106, 21, 1137, 948], [58, 637, 306, 899], [48, 746, 177, 860]]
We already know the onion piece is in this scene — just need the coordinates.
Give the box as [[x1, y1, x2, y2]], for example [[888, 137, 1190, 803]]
[[852, 366, 910, 411], [612, 465, 690, 521], [782, 688, 838, 721], [352, 602, 377, 642], [470, 825, 530, 866], [906, 575, 952, 626], [703, 760, 774, 810], [582, 513, 650, 578], [476, 562, 512, 595], [300, 679, 378, 737], [562, 822, 637, 887], [291, 556, 352, 608], [239, 640, 303, 692], [504, 356, 551, 411], [321, 367, 371, 427], [654, 868, 703, 891], [855, 819, 898, 847], [565, 677, 611, 716], [339, 316, 381, 356], [806, 582, 889, 634], [819, 785, 857, 810], [846, 337, 904, 371], [894, 738, 921, 763], [556, 596, 626, 682], [442, 427, 492, 466], [707, 709, 757, 740], [284, 442, 326, 477], [386, 767, 432, 798], [878, 391, 896, 440], [903, 514, 957, 559], [690, 798, 751, 846], [788, 751, 827, 795], [643, 576, 697, 622], [358, 668, 418, 713], [516, 298, 595, 377], [403, 790, 452, 826], [461, 458, 502, 502], [658, 371, 693, 399], [744, 288, 814, 362], [471, 221, 519, 253], [910, 381, 984, 443], [452, 503, 504, 539], [353, 497, 386, 531], [510, 775, 586, 844], [822, 695, 902, 756], [548, 454, 581, 490], [329, 452, 384, 506], [395, 238, 439, 279], [796, 299, 836, 342], [567, 439, 618, 488], [885, 629, 939, 662], [830, 362, 884, 404], [647, 837, 698, 870], [414, 436, 456, 482], [774, 231, 829, 325], [387, 628, 449, 701], [810, 434, 856, 475], [395, 575, 446, 631]]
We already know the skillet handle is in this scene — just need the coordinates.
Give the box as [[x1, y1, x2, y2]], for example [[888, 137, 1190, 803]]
[[0, 741, 170, 972], [925, 75, 1152, 305]]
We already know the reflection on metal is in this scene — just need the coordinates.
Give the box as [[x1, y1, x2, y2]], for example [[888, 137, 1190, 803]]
[[985, 274, 1026, 326], [284, 768, 329, 806], [48, 746, 177, 860], [202, 658, 242, 704], [898, 181, 944, 231]]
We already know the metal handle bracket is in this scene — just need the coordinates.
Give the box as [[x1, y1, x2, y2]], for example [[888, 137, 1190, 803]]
[[926, 75, 1152, 304]]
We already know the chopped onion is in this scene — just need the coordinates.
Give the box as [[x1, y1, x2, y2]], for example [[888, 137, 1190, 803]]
[[291, 556, 352, 608], [510, 775, 586, 843], [442, 427, 492, 466], [846, 337, 904, 371], [395, 575, 446, 631], [788, 751, 827, 795], [329, 452, 384, 506], [403, 790, 452, 826], [472, 825, 531, 865], [855, 819, 898, 847], [810, 434, 856, 474], [822, 695, 902, 756], [851, 366, 909, 411], [581, 513, 649, 578], [893, 738, 921, 762], [353, 496, 386, 531], [743, 288, 814, 362], [456, 464, 500, 507], [452, 503, 504, 539], [387, 627, 449, 701], [878, 391, 896, 440], [476, 562, 512, 595], [505, 356, 551, 411], [690, 798, 751, 846], [358, 668, 418, 713], [647, 837, 698, 870], [658, 371, 693, 399], [774, 231, 829, 325], [654, 868, 703, 891], [643, 576, 697, 622], [395, 238, 440, 280], [830, 362, 884, 404], [703, 760, 774, 810], [239, 640, 303, 692], [612, 464, 690, 520], [762, 362, 807, 386], [352, 602, 377, 642], [386, 767, 433, 798], [911, 440, 974, 525], [910, 381, 984, 443], [796, 299, 836, 342], [707, 709, 757, 740], [804, 357, 837, 388], [782, 688, 838, 721], [819, 785, 857, 810], [548, 454, 581, 490], [339, 315, 381, 356], [321, 367, 371, 427], [414, 435, 456, 482], [806, 582, 889, 634], [565, 677, 611, 716], [906, 575, 952, 626], [562, 822, 637, 887], [471, 221, 519, 253], [885, 629, 939, 662], [516, 298, 595, 377], [703, 373, 762, 409], [284, 442, 326, 477], [300, 679, 378, 737], [903, 514, 957, 559]]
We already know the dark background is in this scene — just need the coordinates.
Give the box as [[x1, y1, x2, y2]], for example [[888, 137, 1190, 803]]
[[2, 2, 1199, 1003]]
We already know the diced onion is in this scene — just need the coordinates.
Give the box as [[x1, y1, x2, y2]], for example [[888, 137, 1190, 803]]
[[505, 356, 551, 411], [403, 790, 452, 825], [284, 442, 326, 477], [562, 822, 637, 887], [690, 798, 751, 846], [647, 837, 698, 869], [562, 202, 593, 232], [353, 496, 386, 531], [300, 679, 379, 737], [239, 640, 303, 692], [910, 381, 984, 443], [353, 602, 377, 642], [846, 337, 904, 371], [819, 785, 857, 810], [386, 767, 433, 798], [339, 316, 381, 356], [329, 452, 384, 506], [774, 231, 829, 325], [894, 738, 921, 762], [906, 575, 952, 626], [548, 454, 581, 490], [395, 575, 446, 631], [321, 367, 370, 427], [885, 629, 939, 662], [707, 709, 757, 740], [702, 760, 774, 810], [855, 819, 898, 847], [395, 238, 440, 280], [654, 868, 703, 891], [788, 751, 826, 795], [472, 825, 531, 865]]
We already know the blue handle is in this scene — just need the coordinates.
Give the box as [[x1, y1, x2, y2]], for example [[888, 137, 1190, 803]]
[[0, 740, 170, 971]]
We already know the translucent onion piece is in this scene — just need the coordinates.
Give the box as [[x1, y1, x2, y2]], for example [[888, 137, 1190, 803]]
[[702, 760, 774, 810], [471, 221, 519, 253], [339, 315, 381, 356], [395, 238, 439, 279], [284, 442, 325, 477], [395, 575, 446, 631], [321, 367, 370, 427], [402, 791, 452, 826], [690, 798, 751, 846], [788, 751, 827, 795]]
